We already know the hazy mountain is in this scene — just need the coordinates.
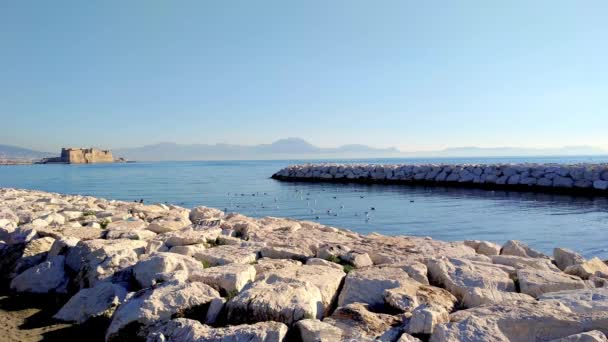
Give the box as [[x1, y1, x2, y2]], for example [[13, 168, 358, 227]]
[[428, 146, 607, 157], [0, 144, 54, 160], [115, 138, 402, 161]]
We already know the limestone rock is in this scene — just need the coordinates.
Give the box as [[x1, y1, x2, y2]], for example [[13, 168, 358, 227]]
[[189, 263, 256, 294], [305, 257, 344, 271], [407, 304, 449, 335], [554, 247, 586, 271], [461, 287, 535, 307], [491, 254, 560, 272], [550, 331, 608, 342], [48, 236, 80, 257], [12, 236, 55, 275], [147, 318, 288, 342], [501, 240, 547, 259], [539, 288, 608, 314], [430, 300, 608, 342], [337, 266, 412, 309], [341, 251, 374, 268], [189, 206, 224, 223], [323, 303, 401, 341], [147, 217, 190, 234], [192, 245, 258, 266], [464, 240, 501, 256], [225, 274, 323, 325], [426, 257, 515, 307], [565, 258, 608, 279], [10, 255, 68, 293], [65, 238, 147, 288], [518, 268, 586, 298], [260, 245, 312, 261], [54, 282, 128, 323], [296, 319, 343, 342], [106, 281, 222, 341], [384, 282, 457, 313], [133, 252, 207, 288]]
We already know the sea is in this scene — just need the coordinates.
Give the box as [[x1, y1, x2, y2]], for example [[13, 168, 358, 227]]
[[1, 156, 608, 259]]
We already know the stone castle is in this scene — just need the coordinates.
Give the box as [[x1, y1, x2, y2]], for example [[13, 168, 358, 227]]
[[43, 148, 115, 164]]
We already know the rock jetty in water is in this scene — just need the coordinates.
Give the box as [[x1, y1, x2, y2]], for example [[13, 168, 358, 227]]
[[273, 163, 608, 194], [1, 187, 607, 341]]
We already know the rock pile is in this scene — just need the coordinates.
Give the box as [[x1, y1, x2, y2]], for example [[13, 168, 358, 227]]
[[272, 163, 608, 194], [1, 187, 607, 341]]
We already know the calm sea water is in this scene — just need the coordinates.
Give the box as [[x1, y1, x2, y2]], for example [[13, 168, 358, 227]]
[[1, 156, 608, 259]]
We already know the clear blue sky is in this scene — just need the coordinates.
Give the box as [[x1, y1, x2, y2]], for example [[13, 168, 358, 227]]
[[1, 1, 607, 152]]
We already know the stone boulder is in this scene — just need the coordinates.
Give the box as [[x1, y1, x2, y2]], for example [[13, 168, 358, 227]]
[[323, 303, 402, 341], [65, 239, 147, 288], [189, 206, 224, 223], [147, 217, 191, 234], [491, 254, 560, 272], [337, 266, 411, 310], [191, 245, 259, 266], [10, 255, 68, 293], [518, 268, 586, 298], [190, 263, 256, 294], [539, 288, 608, 314], [500, 240, 547, 259], [147, 318, 288, 342], [225, 274, 323, 325], [54, 282, 128, 323], [407, 304, 450, 335], [427, 257, 515, 308], [296, 319, 343, 342], [255, 262, 344, 316], [550, 331, 607, 342], [430, 300, 608, 342], [565, 258, 608, 279], [106, 281, 222, 341], [11, 236, 55, 275], [384, 281, 457, 313], [464, 240, 501, 256], [133, 252, 207, 288], [554, 248, 586, 271]]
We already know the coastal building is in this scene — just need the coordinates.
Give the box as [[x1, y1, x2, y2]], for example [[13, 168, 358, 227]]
[[42, 148, 115, 164]]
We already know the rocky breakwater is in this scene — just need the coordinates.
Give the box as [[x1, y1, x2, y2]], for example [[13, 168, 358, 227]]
[[272, 163, 608, 195], [1, 187, 608, 341]]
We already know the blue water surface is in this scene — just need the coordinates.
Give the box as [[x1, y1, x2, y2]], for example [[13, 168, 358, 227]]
[[1, 156, 608, 259]]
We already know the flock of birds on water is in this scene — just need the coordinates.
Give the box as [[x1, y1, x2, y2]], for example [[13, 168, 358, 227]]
[[216, 186, 415, 224]]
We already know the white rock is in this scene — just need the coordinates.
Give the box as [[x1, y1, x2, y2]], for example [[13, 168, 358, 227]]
[[133, 252, 207, 288], [226, 274, 323, 325], [296, 319, 343, 342], [54, 282, 128, 323], [431, 300, 608, 342], [106, 281, 222, 341], [384, 281, 457, 313], [564, 257, 608, 279], [190, 263, 256, 294], [407, 304, 449, 335], [501, 240, 547, 258], [554, 247, 586, 271], [10, 255, 68, 293], [147, 318, 288, 342], [337, 266, 411, 309], [427, 257, 515, 307], [550, 330, 608, 342], [518, 268, 586, 298], [539, 288, 608, 314]]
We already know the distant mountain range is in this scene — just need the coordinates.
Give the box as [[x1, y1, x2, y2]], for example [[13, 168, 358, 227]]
[[0, 144, 53, 160], [114, 138, 402, 161], [1, 139, 606, 161]]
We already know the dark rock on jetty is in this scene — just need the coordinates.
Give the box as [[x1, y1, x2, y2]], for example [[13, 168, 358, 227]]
[[272, 163, 608, 196]]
